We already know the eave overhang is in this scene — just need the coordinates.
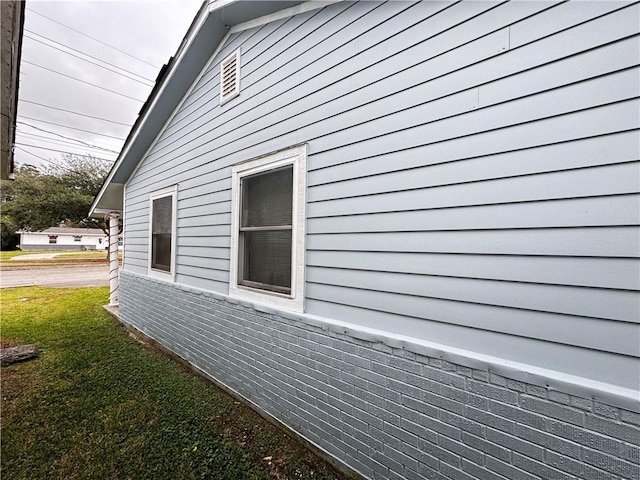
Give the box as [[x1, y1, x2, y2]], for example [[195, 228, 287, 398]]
[[90, 0, 306, 217]]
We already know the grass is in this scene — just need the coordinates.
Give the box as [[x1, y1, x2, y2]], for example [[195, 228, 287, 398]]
[[55, 251, 123, 259], [0, 250, 122, 269], [55, 251, 106, 257], [0, 250, 48, 260], [1, 287, 347, 480]]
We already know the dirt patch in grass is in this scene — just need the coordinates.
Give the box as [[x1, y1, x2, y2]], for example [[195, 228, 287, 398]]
[[0, 339, 21, 349], [211, 405, 338, 480]]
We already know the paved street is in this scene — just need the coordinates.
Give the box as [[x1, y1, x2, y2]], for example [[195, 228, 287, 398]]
[[0, 265, 111, 288]]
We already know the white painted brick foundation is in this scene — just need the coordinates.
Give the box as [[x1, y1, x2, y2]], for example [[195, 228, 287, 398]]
[[119, 272, 639, 480]]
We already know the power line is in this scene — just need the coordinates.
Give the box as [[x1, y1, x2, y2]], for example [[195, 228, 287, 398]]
[[15, 142, 116, 163], [24, 33, 154, 87], [18, 120, 125, 144], [18, 131, 103, 151], [25, 29, 155, 82], [16, 146, 75, 171], [16, 128, 119, 151], [18, 117, 126, 140], [20, 99, 131, 126], [24, 30, 155, 85], [18, 137, 119, 158], [16, 130, 120, 155], [27, 8, 160, 69], [22, 59, 145, 103]]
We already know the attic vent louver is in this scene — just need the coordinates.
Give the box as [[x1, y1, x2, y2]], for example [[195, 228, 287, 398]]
[[220, 49, 241, 104]]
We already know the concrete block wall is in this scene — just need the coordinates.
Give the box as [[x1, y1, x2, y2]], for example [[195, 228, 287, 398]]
[[120, 272, 639, 480]]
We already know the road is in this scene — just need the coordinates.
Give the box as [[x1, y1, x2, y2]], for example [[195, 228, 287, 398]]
[[0, 264, 110, 288]]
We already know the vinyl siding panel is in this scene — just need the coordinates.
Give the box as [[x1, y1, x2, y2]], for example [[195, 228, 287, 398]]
[[123, 0, 640, 392], [306, 251, 640, 291]]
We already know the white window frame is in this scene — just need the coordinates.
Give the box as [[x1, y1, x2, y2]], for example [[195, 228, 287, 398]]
[[229, 144, 307, 313], [219, 48, 241, 105], [148, 185, 177, 281]]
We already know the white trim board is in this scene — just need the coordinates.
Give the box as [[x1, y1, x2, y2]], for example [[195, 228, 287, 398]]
[[147, 184, 178, 282], [229, 1, 343, 34], [229, 144, 307, 313]]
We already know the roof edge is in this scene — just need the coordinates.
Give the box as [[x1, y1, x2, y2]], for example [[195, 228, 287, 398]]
[[89, 0, 215, 218], [91, 0, 323, 218]]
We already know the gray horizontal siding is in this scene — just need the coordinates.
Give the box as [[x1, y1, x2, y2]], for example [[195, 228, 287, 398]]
[[123, 1, 640, 391], [307, 195, 640, 231], [305, 267, 639, 325], [308, 129, 638, 189], [306, 251, 640, 291], [306, 227, 639, 257]]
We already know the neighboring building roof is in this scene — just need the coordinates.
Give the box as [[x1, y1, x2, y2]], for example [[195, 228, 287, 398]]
[[21, 227, 106, 236], [90, 0, 309, 217], [0, 0, 25, 181]]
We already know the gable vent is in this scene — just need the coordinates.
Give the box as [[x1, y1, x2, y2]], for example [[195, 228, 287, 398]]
[[220, 49, 241, 104]]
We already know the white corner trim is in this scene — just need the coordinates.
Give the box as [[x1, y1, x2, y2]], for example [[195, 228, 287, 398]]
[[148, 185, 178, 282], [229, 1, 344, 34], [121, 183, 127, 265], [229, 144, 307, 313]]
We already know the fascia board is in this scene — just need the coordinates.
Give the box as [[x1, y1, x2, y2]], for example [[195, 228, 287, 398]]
[[230, 0, 342, 33]]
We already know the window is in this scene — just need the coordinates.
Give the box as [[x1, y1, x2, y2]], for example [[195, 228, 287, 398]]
[[48, 235, 57, 244], [148, 186, 177, 279], [230, 145, 307, 312], [219, 48, 240, 105], [73, 235, 82, 242]]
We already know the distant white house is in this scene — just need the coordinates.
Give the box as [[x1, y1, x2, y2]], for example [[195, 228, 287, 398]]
[[18, 227, 115, 251]]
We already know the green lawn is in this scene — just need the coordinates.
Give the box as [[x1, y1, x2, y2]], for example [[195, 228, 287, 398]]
[[0, 251, 122, 269], [1, 287, 345, 480], [54, 251, 122, 259], [0, 250, 47, 260]]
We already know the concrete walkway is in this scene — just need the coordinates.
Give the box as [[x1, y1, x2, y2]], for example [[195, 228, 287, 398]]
[[10, 253, 60, 261]]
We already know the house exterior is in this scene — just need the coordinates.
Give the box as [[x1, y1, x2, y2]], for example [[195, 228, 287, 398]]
[[91, 1, 640, 479], [19, 227, 109, 251]]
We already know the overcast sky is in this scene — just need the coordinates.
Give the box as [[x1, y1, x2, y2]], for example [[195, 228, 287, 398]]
[[15, 0, 204, 171]]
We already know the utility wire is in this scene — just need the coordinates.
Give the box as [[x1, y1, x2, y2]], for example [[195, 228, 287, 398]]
[[20, 99, 131, 126], [18, 117, 126, 141], [18, 137, 119, 157], [27, 8, 160, 69], [16, 128, 119, 151], [19, 120, 125, 144], [17, 130, 120, 155], [24, 31, 155, 85], [16, 142, 116, 163], [21, 59, 145, 103], [18, 131, 106, 151], [16, 146, 75, 171]]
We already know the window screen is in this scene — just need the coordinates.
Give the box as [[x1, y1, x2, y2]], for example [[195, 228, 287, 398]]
[[239, 166, 293, 293], [151, 195, 172, 272]]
